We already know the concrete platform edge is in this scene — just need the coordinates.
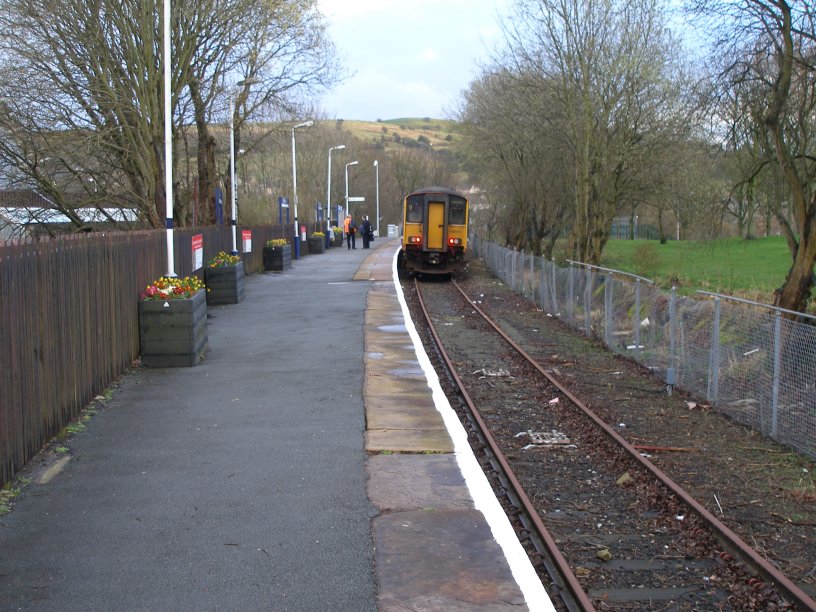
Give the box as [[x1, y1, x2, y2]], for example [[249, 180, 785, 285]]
[[362, 246, 554, 612]]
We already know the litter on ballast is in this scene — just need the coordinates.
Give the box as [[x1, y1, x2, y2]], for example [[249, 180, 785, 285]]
[[473, 368, 513, 379], [516, 429, 573, 449]]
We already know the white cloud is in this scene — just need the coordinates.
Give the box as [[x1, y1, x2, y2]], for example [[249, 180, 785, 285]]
[[316, 0, 512, 119]]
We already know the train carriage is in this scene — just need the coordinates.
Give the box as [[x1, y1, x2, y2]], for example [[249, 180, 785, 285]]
[[398, 186, 468, 276]]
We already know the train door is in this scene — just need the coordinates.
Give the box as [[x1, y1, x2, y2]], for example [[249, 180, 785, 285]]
[[427, 200, 445, 249]]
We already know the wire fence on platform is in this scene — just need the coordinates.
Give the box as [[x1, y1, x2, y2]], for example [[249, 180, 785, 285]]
[[471, 235, 816, 459]]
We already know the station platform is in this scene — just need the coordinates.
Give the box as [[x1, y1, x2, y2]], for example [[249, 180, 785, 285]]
[[0, 238, 551, 611]]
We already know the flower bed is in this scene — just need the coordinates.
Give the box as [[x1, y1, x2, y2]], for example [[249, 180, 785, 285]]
[[139, 276, 208, 367], [307, 232, 325, 254], [204, 252, 245, 305], [263, 239, 292, 271]]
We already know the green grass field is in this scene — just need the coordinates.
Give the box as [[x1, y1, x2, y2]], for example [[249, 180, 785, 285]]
[[599, 237, 797, 304]]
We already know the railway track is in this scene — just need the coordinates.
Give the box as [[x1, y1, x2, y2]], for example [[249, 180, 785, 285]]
[[406, 274, 816, 611]]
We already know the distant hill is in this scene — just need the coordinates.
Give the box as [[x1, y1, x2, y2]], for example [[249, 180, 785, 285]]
[[329, 118, 460, 152]]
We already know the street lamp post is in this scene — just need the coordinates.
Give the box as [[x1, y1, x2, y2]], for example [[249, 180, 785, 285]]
[[327, 145, 346, 237], [228, 78, 257, 256], [344, 160, 358, 217], [373, 160, 379, 238], [163, 0, 175, 276], [291, 120, 314, 259], [229, 96, 238, 255]]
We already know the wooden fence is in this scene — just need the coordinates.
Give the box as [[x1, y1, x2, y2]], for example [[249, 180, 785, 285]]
[[0, 222, 318, 486]]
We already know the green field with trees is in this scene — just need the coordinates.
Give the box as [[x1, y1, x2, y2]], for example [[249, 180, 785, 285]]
[[600, 237, 794, 305]]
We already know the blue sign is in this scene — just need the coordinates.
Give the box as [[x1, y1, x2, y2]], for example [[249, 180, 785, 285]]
[[278, 197, 290, 224], [215, 187, 224, 226]]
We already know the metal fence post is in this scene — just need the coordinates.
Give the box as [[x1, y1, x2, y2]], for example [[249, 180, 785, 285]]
[[584, 267, 592, 337], [604, 273, 613, 347], [540, 257, 547, 310], [707, 297, 721, 404], [634, 278, 641, 356], [567, 262, 574, 322], [771, 309, 781, 439], [550, 259, 558, 316], [669, 285, 677, 377], [530, 250, 535, 299]]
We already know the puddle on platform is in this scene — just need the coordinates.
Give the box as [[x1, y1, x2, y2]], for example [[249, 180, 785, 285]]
[[378, 324, 407, 333], [388, 367, 424, 377]]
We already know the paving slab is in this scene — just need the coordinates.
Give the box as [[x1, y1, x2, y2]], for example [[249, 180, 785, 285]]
[[367, 454, 474, 511], [374, 510, 528, 611]]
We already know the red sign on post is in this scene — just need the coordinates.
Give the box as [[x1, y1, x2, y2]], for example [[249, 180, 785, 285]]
[[192, 234, 204, 271], [242, 230, 252, 253]]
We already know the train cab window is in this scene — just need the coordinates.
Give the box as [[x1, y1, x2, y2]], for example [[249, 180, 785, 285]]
[[406, 195, 424, 223], [449, 196, 467, 225]]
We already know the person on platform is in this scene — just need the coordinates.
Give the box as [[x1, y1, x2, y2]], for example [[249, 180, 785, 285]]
[[361, 216, 372, 249], [343, 215, 351, 248], [347, 215, 357, 249]]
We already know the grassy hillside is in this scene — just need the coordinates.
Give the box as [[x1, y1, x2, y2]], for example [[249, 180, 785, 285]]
[[600, 237, 799, 305], [334, 118, 460, 152]]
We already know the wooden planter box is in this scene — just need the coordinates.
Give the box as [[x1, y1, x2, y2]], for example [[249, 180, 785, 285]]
[[204, 261, 245, 305], [139, 289, 208, 367], [331, 231, 344, 247], [307, 236, 325, 254], [263, 245, 292, 271]]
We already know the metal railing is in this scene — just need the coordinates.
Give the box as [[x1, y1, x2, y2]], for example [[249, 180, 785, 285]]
[[471, 236, 816, 459]]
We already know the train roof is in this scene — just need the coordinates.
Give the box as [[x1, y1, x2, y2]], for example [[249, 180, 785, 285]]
[[406, 186, 466, 199]]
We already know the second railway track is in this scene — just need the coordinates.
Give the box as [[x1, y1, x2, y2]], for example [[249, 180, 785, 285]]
[[404, 263, 816, 611]]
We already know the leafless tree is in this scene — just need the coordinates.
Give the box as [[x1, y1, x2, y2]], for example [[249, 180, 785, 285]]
[[500, 0, 683, 264], [0, 0, 338, 231], [689, 0, 816, 313], [458, 69, 572, 258]]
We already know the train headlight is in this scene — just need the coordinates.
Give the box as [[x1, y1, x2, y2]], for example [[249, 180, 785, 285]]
[[408, 235, 422, 244], [448, 237, 461, 246]]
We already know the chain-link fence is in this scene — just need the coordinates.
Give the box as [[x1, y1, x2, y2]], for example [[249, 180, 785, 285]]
[[471, 236, 816, 459]]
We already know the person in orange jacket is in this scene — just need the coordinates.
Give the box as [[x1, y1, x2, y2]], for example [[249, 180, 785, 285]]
[[343, 214, 351, 248], [346, 215, 357, 249]]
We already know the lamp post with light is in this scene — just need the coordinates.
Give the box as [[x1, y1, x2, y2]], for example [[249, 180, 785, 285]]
[[291, 120, 313, 259], [373, 160, 380, 238], [163, 0, 175, 276], [228, 97, 238, 255], [327, 144, 346, 238], [344, 160, 358, 217]]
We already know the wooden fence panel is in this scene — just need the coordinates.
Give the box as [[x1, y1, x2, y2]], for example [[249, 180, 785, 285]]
[[0, 222, 324, 485]]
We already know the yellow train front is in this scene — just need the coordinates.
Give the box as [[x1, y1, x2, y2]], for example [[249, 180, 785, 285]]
[[399, 186, 468, 276]]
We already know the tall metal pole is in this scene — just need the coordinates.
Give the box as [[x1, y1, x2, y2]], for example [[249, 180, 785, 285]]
[[344, 160, 358, 217], [291, 120, 313, 259], [373, 160, 379, 238], [229, 95, 238, 255], [327, 145, 345, 235], [226, 78, 257, 255], [163, 0, 175, 276]]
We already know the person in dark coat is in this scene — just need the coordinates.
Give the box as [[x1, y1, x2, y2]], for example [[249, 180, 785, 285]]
[[361, 216, 372, 249]]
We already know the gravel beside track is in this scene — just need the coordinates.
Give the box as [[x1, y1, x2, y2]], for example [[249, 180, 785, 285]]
[[403, 258, 816, 610]]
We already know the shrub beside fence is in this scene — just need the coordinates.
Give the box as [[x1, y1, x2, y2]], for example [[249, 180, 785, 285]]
[[471, 235, 816, 460], [0, 222, 316, 486]]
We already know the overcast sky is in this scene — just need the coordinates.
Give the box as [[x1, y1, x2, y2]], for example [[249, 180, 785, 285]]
[[315, 0, 512, 121]]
